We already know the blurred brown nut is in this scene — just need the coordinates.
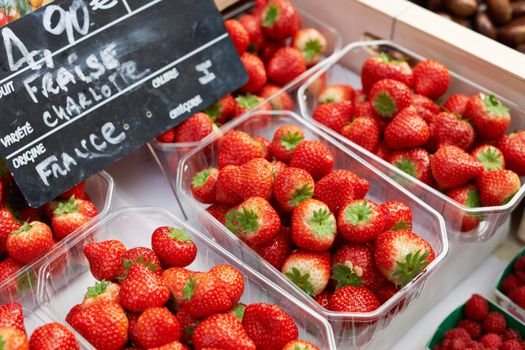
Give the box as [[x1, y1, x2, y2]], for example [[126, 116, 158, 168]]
[[428, 0, 444, 12], [498, 16, 525, 46], [487, 0, 512, 24], [444, 0, 477, 17], [511, 1, 525, 18], [475, 11, 498, 39]]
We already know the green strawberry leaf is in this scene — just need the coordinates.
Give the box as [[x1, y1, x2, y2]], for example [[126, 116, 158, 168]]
[[86, 280, 109, 298], [183, 276, 197, 301], [391, 249, 430, 287], [204, 102, 221, 121], [343, 201, 373, 226], [168, 227, 192, 242], [233, 304, 245, 321], [192, 169, 213, 188], [466, 188, 481, 208], [391, 219, 412, 231], [12, 222, 30, 235], [290, 183, 314, 207], [309, 208, 336, 236], [372, 92, 396, 118], [281, 131, 304, 151], [236, 93, 260, 109], [394, 158, 418, 178], [225, 208, 260, 236], [331, 263, 361, 289], [53, 196, 79, 216], [482, 94, 509, 116], [262, 4, 279, 27], [285, 267, 315, 296], [475, 147, 504, 171], [302, 39, 323, 61]]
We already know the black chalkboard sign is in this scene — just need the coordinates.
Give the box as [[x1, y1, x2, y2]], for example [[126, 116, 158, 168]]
[[0, 0, 247, 207]]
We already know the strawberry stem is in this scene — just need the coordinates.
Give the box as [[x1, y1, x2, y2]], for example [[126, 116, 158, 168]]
[[391, 249, 430, 286], [86, 280, 109, 298], [280, 131, 304, 151], [482, 94, 509, 116], [309, 208, 336, 236], [53, 196, 79, 216], [475, 147, 504, 171], [285, 267, 315, 296], [12, 222, 30, 235], [168, 227, 192, 242], [225, 208, 260, 236], [343, 202, 373, 226]]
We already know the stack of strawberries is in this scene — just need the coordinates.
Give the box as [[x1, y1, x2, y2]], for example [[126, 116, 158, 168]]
[[311, 53, 524, 232], [157, 0, 327, 144], [500, 255, 525, 310], [190, 123, 436, 313]]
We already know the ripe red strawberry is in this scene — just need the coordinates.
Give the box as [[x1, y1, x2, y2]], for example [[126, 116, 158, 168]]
[[375, 141, 392, 161], [318, 85, 355, 104], [337, 199, 385, 243], [181, 272, 232, 319], [314, 290, 330, 308], [70, 301, 128, 350], [29, 323, 79, 350], [0, 259, 21, 294], [443, 327, 471, 341], [509, 286, 525, 308], [126, 311, 141, 347], [0, 303, 25, 333], [412, 94, 441, 124], [60, 181, 86, 200], [282, 340, 319, 350], [239, 53, 267, 93], [260, 39, 284, 63], [465, 93, 511, 140], [312, 101, 353, 132], [375, 281, 400, 304], [412, 59, 450, 99], [6, 221, 53, 265], [355, 101, 375, 119], [162, 267, 193, 305], [374, 230, 435, 286], [458, 319, 482, 339], [497, 131, 525, 176], [204, 94, 235, 125], [430, 145, 484, 189], [465, 294, 489, 321], [156, 129, 175, 143], [477, 169, 520, 206], [175, 112, 214, 143], [291, 28, 327, 66], [444, 93, 470, 115], [502, 329, 521, 342], [267, 47, 306, 85], [242, 303, 298, 350], [0, 207, 21, 255], [270, 125, 304, 163], [136, 307, 181, 348], [428, 112, 475, 151], [289, 140, 334, 180], [225, 19, 249, 55], [471, 145, 505, 171], [235, 158, 274, 200], [260, 0, 300, 40], [369, 79, 412, 118], [259, 84, 294, 110], [192, 313, 256, 350], [84, 240, 126, 281], [151, 226, 197, 268], [273, 167, 314, 212], [51, 196, 99, 240], [389, 148, 433, 185], [327, 285, 380, 312], [175, 310, 197, 343], [281, 250, 331, 296], [218, 130, 264, 168], [206, 204, 232, 224], [501, 273, 520, 294], [119, 264, 170, 312], [291, 199, 336, 251], [252, 227, 292, 270], [384, 106, 430, 149], [238, 14, 266, 52], [483, 312, 506, 334], [121, 246, 163, 279], [314, 169, 368, 212], [480, 333, 502, 348], [149, 341, 190, 349], [0, 327, 29, 349], [501, 340, 522, 350], [270, 160, 288, 178], [225, 197, 281, 245], [191, 167, 219, 204], [446, 185, 482, 232], [332, 243, 385, 290], [82, 280, 120, 309], [379, 201, 413, 232], [340, 116, 381, 152], [65, 304, 82, 326], [253, 136, 272, 160], [361, 52, 414, 93], [215, 165, 242, 205]]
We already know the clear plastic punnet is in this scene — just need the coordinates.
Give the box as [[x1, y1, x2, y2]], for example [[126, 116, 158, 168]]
[[37, 207, 337, 350], [298, 40, 525, 242], [176, 110, 448, 348]]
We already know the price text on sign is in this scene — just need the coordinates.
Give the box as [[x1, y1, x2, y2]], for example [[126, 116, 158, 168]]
[[0, 0, 247, 207]]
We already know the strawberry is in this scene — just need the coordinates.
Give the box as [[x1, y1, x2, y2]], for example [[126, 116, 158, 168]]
[[122, 246, 163, 277], [174, 113, 214, 143], [281, 250, 331, 297], [497, 131, 525, 175], [282, 340, 319, 350], [501, 273, 520, 294], [260, 0, 300, 40], [458, 319, 482, 339], [0, 259, 21, 294], [501, 340, 522, 350], [483, 312, 506, 334], [388, 148, 433, 185], [191, 168, 218, 204], [65, 304, 82, 326], [368, 79, 412, 119], [443, 93, 470, 115], [0, 327, 29, 350], [148, 341, 188, 350], [338, 199, 385, 243], [136, 307, 181, 348], [270, 160, 288, 178], [242, 303, 298, 350], [291, 28, 327, 66], [235, 158, 274, 200], [446, 185, 482, 232], [502, 329, 521, 342], [412, 59, 450, 99], [29, 323, 79, 350], [162, 267, 192, 305], [412, 94, 441, 124], [70, 301, 128, 350], [51, 196, 99, 240], [340, 116, 381, 152], [374, 230, 435, 286], [312, 101, 353, 132], [428, 112, 475, 151], [0, 207, 21, 256], [267, 47, 306, 85], [332, 243, 385, 290], [430, 145, 483, 189], [175, 310, 198, 343], [361, 52, 414, 93], [375, 141, 392, 161], [6, 221, 53, 265], [327, 285, 380, 312], [82, 280, 120, 309], [384, 106, 430, 149], [259, 84, 294, 110], [260, 39, 284, 63], [252, 227, 292, 270], [375, 281, 400, 304], [314, 169, 369, 211], [192, 313, 256, 350], [480, 333, 502, 348], [181, 272, 232, 319], [205, 204, 232, 224], [270, 125, 304, 163], [215, 165, 242, 204], [379, 201, 414, 233], [151, 226, 197, 268], [291, 199, 336, 251], [317, 85, 355, 104], [273, 167, 314, 212], [118, 264, 170, 312], [289, 140, 334, 180], [239, 53, 267, 93], [314, 290, 330, 308], [60, 181, 86, 200], [0, 303, 25, 333], [253, 136, 272, 160], [209, 264, 244, 304], [225, 197, 281, 245], [84, 240, 126, 281], [465, 93, 511, 140], [225, 19, 249, 55], [218, 130, 264, 168], [465, 294, 489, 321], [238, 14, 266, 52], [204, 94, 235, 125], [443, 328, 471, 341], [471, 145, 505, 171], [509, 286, 525, 308], [477, 169, 520, 206], [157, 129, 175, 143]]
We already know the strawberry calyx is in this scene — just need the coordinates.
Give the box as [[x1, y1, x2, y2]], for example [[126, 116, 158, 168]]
[[343, 202, 373, 226], [225, 208, 260, 236], [118, 256, 159, 281], [482, 94, 509, 116], [11, 221, 30, 235], [290, 183, 313, 206], [475, 147, 504, 171], [302, 39, 323, 61], [466, 189, 481, 208], [53, 196, 79, 216], [262, 4, 279, 27], [85, 280, 110, 298], [285, 267, 315, 296], [280, 131, 304, 151], [377, 52, 405, 64], [392, 219, 412, 231], [192, 169, 213, 188], [372, 92, 396, 118], [236, 93, 260, 109], [392, 249, 430, 286], [331, 262, 362, 289], [204, 102, 221, 121], [233, 304, 245, 321], [394, 158, 418, 178], [309, 208, 335, 236], [182, 276, 197, 301], [168, 227, 192, 242]]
